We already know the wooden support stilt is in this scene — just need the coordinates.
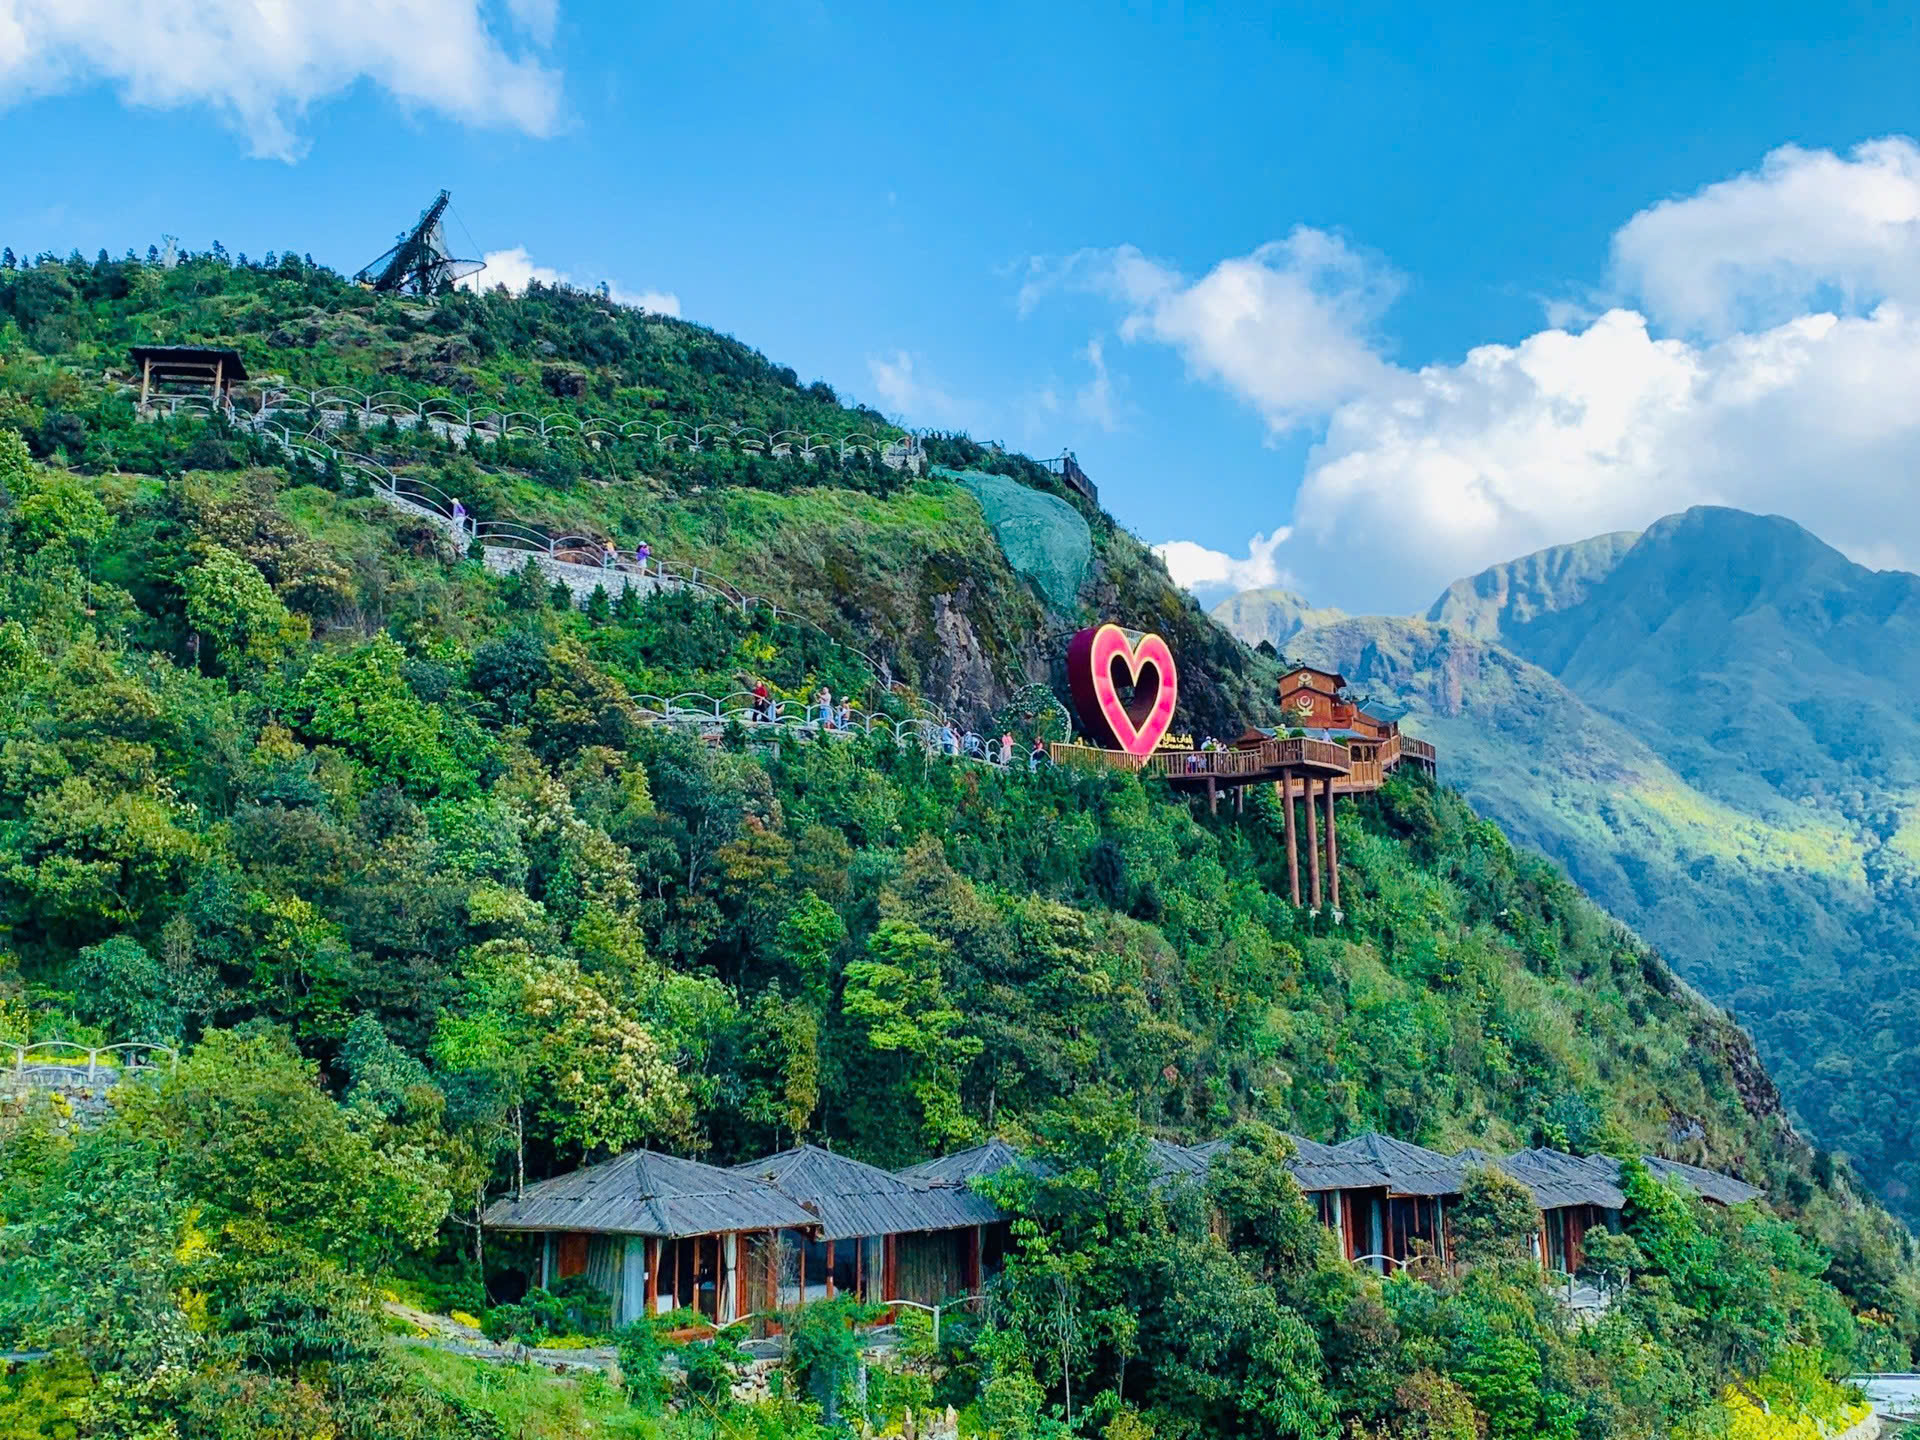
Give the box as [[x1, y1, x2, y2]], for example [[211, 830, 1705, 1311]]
[[1280, 769, 1300, 905], [1305, 776, 1322, 909], [1208, 776, 1218, 815], [646, 1237, 660, 1315], [1235, 784, 1244, 815], [1325, 776, 1340, 912], [139, 357, 152, 410], [826, 1238, 836, 1300]]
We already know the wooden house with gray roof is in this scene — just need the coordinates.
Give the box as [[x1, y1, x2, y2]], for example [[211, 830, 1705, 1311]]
[[480, 1149, 816, 1328], [732, 1145, 1006, 1309]]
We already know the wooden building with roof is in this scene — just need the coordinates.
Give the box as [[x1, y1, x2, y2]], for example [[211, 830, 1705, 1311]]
[[479, 1149, 816, 1327], [129, 345, 249, 409], [733, 1144, 1006, 1309]]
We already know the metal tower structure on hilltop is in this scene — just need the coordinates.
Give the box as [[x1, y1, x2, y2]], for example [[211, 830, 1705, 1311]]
[[354, 190, 484, 295]]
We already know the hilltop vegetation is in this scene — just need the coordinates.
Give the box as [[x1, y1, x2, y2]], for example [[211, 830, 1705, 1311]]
[[0, 249, 1913, 1438]]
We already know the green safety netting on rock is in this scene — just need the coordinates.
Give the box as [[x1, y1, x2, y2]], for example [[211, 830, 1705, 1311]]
[[933, 466, 1092, 613]]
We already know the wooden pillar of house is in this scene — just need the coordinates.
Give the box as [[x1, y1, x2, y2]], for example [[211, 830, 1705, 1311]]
[[765, 1232, 778, 1315], [970, 1226, 983, 1291], [646, 1237, 660, 1315], [1324, 776, 1340, 912], [1305, 776, 1322, 909], [1234, 784, 1244, 815], [1207, 776, 1218, 815], [139, 356, 152, 409], [212, 356, 224, 407], [826, 1239, 836, 1300], [1279, 769, 1300, 905], [884, 1234, 897, 1303]]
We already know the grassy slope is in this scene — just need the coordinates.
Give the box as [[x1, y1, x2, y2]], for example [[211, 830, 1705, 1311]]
[[3, 255, 1274, 736]]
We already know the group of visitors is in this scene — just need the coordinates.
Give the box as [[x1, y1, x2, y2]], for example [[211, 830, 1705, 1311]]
[[599, 539, 652, 571], [814, 687, 852, 730]]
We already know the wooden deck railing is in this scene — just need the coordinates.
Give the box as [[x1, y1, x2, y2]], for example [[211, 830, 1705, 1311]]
[[1047, 735, 1355, 782]]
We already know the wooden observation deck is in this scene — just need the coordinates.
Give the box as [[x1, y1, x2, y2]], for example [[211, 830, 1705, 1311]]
[[1046, 730, 1438, 911]]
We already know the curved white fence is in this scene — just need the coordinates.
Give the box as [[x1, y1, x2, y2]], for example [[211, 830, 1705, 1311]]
[[132, 389, 955, 722], [250, 384, 923, 468], [4, 1040, 179, 1084], [631, 691, 1034, 768]]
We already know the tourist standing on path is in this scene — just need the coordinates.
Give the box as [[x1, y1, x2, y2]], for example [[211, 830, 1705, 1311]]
[[635, 540, 650, 572], [752, 680, 772, 722], [1001, 732, 1015, 765], [816, 686, 833, 727]]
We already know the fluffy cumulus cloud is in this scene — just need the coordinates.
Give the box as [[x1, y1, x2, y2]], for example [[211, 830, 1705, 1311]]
[[1024, 228, 1401, 431], [1154, 529, 1293, 594], [0, 0, 564, 161], [1107, 137, 1920, 614], [461, 247, 678, 316], [1612, 137, 1920, 337]]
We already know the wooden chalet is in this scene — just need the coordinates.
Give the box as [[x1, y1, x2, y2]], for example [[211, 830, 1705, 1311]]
[[484, 1136, 1764, 1328], [1329, 1133, 1462, 1269], [1278, 667, 1388, 738], [733, 1145, 1005, 1308], [1491, 1148, 1626, 1273], [478, 1149, 816, 1327]]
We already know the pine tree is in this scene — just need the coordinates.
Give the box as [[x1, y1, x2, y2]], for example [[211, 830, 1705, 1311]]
[[586, 585, 611, 625], [549, 579, 574, 611]]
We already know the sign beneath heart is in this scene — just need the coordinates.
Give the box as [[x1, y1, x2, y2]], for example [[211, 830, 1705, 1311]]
[[1067, 624, 1179, 756]]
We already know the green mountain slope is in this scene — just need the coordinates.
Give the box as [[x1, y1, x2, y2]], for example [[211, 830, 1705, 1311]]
[[1, 250, 1912, 1437], [1219, 507, 1920, 1221]]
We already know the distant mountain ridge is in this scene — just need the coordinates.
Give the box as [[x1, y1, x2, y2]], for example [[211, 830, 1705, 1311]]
[[1214, 506, 1920, 1220]]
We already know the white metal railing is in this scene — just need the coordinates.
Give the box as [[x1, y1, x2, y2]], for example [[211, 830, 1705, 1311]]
[[4, 1040, 179, 1084], [129, 388, 945, 724]]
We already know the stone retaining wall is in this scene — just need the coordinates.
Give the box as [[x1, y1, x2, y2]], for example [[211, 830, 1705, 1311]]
[[479, 548, 686, 609]]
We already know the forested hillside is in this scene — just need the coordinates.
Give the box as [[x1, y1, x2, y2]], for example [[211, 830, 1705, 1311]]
[[0, 248, 1912, 1439], [1221, 509, 1920, 1228]]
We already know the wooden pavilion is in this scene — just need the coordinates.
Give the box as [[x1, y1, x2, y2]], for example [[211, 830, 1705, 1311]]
[[129, 345, 249, 409]]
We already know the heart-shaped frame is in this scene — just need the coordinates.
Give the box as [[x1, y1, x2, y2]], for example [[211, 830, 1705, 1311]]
[[1067, 624, 1180, 756]]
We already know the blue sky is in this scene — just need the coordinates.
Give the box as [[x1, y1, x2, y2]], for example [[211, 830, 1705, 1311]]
[[7, 1, 1920, 613]]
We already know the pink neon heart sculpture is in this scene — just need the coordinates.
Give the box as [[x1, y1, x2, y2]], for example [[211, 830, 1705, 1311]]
[[1067, 624, 1180, 756]]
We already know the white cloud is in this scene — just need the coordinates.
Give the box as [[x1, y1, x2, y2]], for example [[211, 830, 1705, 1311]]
[[1103, 137, 1920, 614], [1612, 137, 1920, 337], [1022, 229, 1402, 432], [0, 0, 563, 161], [1153, 529, 1293, 594], [462, 246, 679, 316], [1284, 302, 1920, 611], [866, 349, 966, 426], [1077, 338, 1116, 431]]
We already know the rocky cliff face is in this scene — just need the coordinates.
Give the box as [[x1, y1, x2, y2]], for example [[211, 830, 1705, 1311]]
[[1209, 587, 1349, 651], [1425, 529, 1640, 641]]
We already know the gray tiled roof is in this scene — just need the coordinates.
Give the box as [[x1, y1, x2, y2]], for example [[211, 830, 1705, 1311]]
[[1640, 1155, 1762, 1206], [1284, 1135, 1398, 1193], [1147, 1138, 1212, 1181], [1497, 1148, 1628, 1211], [1332, 1133, 1469, 1197], [899, 1137, 1046, 1186], [733, 1145, 1003, 1241], [481, 1149, 816, 1238]]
